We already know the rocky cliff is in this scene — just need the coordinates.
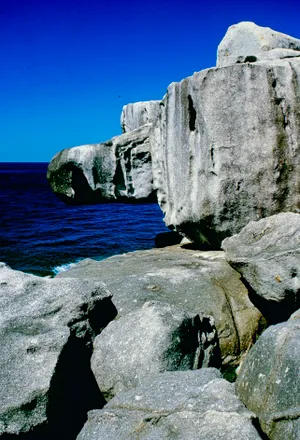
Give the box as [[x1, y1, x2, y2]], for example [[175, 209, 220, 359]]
[[151, 22, 300, 248], [47, 101, 160, 205], [120, 100, 160, 133], [47, 124, 155, 204], [5, 21, 300, 440]]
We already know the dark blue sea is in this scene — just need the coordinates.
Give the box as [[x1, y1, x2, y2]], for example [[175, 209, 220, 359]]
[[0, 163, 169, 277]]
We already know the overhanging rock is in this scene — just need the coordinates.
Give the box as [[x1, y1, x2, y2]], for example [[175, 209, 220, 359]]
[[151, 33, 300, 247], [47, 124, 155, 204]]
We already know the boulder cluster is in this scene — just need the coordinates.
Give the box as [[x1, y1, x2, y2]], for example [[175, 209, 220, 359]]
[[3, 22, 300, 439]]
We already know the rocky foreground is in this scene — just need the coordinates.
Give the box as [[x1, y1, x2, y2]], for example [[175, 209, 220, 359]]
[[2, 212, 300, 439], [3, 22, 300, 439]]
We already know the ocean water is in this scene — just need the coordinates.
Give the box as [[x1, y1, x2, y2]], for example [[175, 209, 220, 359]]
[[0, 162, 169, 277]]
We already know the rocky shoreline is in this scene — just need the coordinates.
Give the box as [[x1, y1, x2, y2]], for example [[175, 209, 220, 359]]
[[2, 22, 300, 439]]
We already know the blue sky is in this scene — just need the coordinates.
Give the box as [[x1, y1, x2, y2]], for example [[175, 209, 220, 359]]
[[1, 0, 300, 162]]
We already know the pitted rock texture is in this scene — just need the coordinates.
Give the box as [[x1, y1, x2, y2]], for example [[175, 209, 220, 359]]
[[77, 369, 262, 440], [222, 212, 300, 323], [47, 124, 155, 205], [151, 55, 300, 248], [236, 309, 300, 440], [91, 301, 219, 399], [120, 100, 161, 133], [217, 21, 300, 67], [0, 263, 117, 438], [57, 245, 265, 367]]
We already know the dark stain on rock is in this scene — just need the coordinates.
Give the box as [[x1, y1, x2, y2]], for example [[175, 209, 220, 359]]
[[188, 95, 197, 131]]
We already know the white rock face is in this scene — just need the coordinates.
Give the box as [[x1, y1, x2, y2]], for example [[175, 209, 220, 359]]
[[120, 100, 161, 132], [151, 56, 300, 247], [217, 21, 300, 67], [47, 124, 155, 204]]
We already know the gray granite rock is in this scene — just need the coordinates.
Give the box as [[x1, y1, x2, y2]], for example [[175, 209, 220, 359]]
[[236, 308, 300, 440], [91, 301, 219, 399], [217, 21, 300, 67], [151, 56, 300, 248], [120, 101, 161, 133], [77, 369, 262, 440], [57, 245, 265, 367], [0, 263, 117, 438], [254, 47, 300, 62], [47, 124, 155, 204], [222, 212, 300, 323]]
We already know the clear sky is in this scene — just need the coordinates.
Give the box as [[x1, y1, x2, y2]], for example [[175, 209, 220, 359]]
[[1, 0, 300, 162]]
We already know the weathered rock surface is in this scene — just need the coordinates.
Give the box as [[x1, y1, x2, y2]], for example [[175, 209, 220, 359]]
[[151, 53, 300, 247], [0, 263, 117, 438], [217, 21, 300, 67], [57, 245, 265, 367], [222, 212, 300, 323], [236, 308, 300, 440], [77, 368, 262, 440], [121, 100, 161, 133], [91, 301, 219, 399], [47, 124, 155, 204]]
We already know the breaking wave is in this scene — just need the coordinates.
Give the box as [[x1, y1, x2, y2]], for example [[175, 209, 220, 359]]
[[52, 261, 81, 275]]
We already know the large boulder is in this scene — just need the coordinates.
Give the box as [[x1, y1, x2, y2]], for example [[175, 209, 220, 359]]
[[77, 368, 262, 440], [217, 21, 300, 67], [222, 212, 300, 323], [47, 124, 155, 205], [120, 100, 161, 133], [151, 29, 300, 248], [91, 301, 219, 399], [235, 309, 300, 440], [57, 245, 265, 367], [0, 263, 117, 439]]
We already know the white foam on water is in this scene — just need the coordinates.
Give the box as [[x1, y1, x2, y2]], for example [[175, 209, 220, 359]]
[[52, 261, 80, 275]]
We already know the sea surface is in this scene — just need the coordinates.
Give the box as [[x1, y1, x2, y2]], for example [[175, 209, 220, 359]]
[[0, 162, 169, 277]]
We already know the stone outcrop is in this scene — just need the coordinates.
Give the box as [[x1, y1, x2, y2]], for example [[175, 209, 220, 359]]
[[217, 21, 300, 67], [121, 100, 161, 133], [0, 263, 117, 438], [77, 368, 262, 440], [222, 212, 300, 323], [151, 28, 300, 248], [91, 301, 219, 399], [47, 124, 155, 204], [236, 309, 300, 440], [16, 22, 300, 439], [57, 245, 265, 367]]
